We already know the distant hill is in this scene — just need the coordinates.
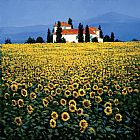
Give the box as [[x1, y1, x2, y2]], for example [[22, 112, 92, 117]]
[[0, 25, 52, 43], [0, 12, 140, 43], [81, 12, 140, 41]]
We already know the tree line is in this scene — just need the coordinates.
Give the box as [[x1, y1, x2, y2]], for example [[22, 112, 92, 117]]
[[4, 18, 122, 44]]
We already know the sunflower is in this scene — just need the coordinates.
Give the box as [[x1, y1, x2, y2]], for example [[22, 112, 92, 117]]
[[127, 87, 133, 93], [78, 89, 86, 97], [51, 90, 57, 97], [38, 84, 43, 90], [114, 99, 119, 106], [92, 85, 98, 91], [73, 91, 79, 98], [95, 96, 102, 103], [108, 89, 113, 96], [4, 93, 10, 99], [61, 112, 70, 121], [89, 127, 96, 134], [103, 86, 108, 92], [77, 108, 83, 116], [51, 111, 58, 120], [104, 102, 112, 108], [12, 100, 17, 106], [62, 84, 67, 90], [89, 92, 95, 99], [80, 127, 86, 133], [30, 92, 37, 100], [44, 88, 50, 95], [104, 107, 112, 115], [21, 89, 28, 97], [64, 90, 71, 98], [82, 99, 91, 109], [122, 88, 127, 95], [115, 114, 122, 122], [11, 83, 18, 92], [50, 119, 56, 128], [56, 88, 61, 95], [27, 105, 34, 114], [69, 100, 76, 106], [69, 104, 76, 112], [60, 99, 67, 106], [43, 98, 49, 107], [73, 83, 79, 90], [14, 117, 22, 126], [48, 83, 54, 90], [115, 84, 121, 90], [79, 119, 88, 128], [18, 99, 24, 108], [97, 88, 103, 95]]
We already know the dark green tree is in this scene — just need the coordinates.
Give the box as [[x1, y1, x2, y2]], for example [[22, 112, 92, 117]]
[[103, 35, 111, 42], [25, 37, 35, 44], [98, 25, 103, 38], [68, 18, 73, 29], [36, 36, 44, 43], [110, 32, 115, 42], [85, 25, 90, 42], [47, 28, 51, 43], [61, 37, 66, 43], [5, 38, 11, 44], [78, 23, 84, 43], [92, 37, 98, 42], [56, 21, 62, 43]]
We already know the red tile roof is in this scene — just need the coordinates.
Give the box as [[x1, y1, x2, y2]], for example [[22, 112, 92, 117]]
[[54, 22, 71, 27], [53, 27, 98, 35]]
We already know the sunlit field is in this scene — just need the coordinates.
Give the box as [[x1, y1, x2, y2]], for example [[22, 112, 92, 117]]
[[0, 42, 140, 140]]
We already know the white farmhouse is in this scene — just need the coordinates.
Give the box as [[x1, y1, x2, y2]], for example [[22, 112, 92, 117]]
[[53, 22, 103, 43]]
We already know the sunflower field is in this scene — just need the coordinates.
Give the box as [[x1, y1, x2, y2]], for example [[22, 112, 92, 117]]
[[0, 42, 140, 140]]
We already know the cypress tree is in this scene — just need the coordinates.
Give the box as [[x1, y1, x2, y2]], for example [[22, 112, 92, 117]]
[[56, 21, 62, 43], [68, 18, 73, 29], [47, 28, 51, 43], [98, 25, 103, 38], [78, 23, 84, 43], [85, 25, 90, 42], [110, 32, 115, 42]]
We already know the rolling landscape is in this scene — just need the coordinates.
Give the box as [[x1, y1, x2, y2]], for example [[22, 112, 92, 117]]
[[0, 0, 140, 140], [0, 12, 140, 43]]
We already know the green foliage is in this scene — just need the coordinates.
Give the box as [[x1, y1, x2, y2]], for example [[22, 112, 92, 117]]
[[56, 21, 62, 43], [25, 37, 35, 44], [98, 25, 103, 38], [5, 38, 12, 44], [78, 23, 84, 43], [85, 25, 90, 42], [47, 28, 52, 43], [36, 36, 44, 43], [92, 37, 98, 42], [68, 18, 73, 29]]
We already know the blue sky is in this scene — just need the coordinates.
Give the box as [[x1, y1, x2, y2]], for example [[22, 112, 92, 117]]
[[0, 0, 140, 27]]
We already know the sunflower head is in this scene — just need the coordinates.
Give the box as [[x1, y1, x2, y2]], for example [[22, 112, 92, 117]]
[[14, 117, 22, 126], [12, 100, 17, 106], [89, 92, 95, 99], [76, 108, 83, 116], [21, 89, 28, 97], [73, 91, 79, 98], [51, 111, 58, 120], [97, 88, 103, 95], [27, 105, 34, 114], [115, 114, 122, 122], [114, 99, 119, 106], [95, 96, 102, 103], [69, 100, 76, 106], [4, 93, 10, 99], [104, 102, 112, 108], [43, 98, 49, 107], [78, 89, 86, 96], [122, 88, 127, 95], [30, 92, 37, 100], [11, 83, 18, 92], [60, 99, 67, 106], [50, 119, 56, 128], [61, 112, 70, 121], [104, 107, 112, 115], [82, 99, 91, 109], [69, 104, 76, 112], [18, 99, 24, 108], [79, 119, 88, 128], [64, 90, 71, 98]]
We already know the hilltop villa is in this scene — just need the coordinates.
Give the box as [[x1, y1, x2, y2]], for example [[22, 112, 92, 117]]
[[53, 22, 103, 43]]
